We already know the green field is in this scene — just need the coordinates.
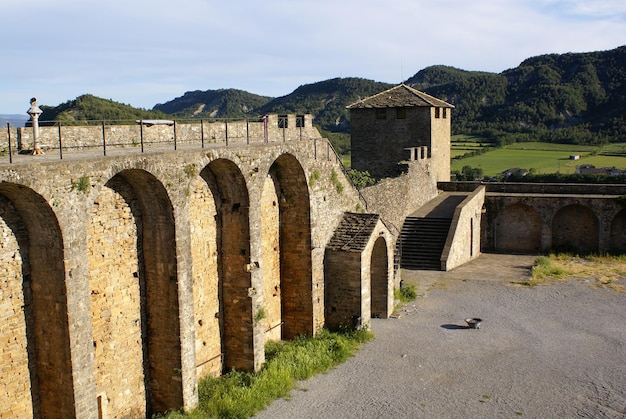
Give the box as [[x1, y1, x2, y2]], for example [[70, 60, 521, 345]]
[[451, 142, 626, 176]]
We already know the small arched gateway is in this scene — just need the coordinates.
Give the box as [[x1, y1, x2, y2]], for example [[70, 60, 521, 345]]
[[324, 213, 394, 331]]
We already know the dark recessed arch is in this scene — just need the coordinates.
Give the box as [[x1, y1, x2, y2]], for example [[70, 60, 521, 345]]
[[268, 153, 313, 339], [370, 236, 389, 318], [0, 182, 74, 418], [495, 203, 542, 253], [201, 159, 253, 372], [104, 169, 182, 415], [552, 204, 598, 254], [610, 208, 626, 253]]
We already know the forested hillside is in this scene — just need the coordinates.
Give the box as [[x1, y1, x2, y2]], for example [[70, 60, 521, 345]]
[[409, 46, 626, 145], [40, 94, 170, 123], [35, 46, 626, 146]]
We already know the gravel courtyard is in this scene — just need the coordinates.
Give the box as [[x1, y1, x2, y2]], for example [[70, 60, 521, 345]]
[[256, 253, 626, 419]]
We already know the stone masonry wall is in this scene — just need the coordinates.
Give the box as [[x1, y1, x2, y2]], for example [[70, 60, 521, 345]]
[[1, 114, 320, 153], [87, 183, 146, 418], [189, 176, 222, 379], [0, 197, 33, 419], [441, 186, 485, 270], [260, 175, 281, 343], [0, 133, 366, 416]]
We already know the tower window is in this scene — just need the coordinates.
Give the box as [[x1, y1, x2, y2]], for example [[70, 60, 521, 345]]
[[296, 115, 305, 127], [443, 108, 447, 119], [376, 108, 387, 120], [435, 107, 441, 118], [396, 107, 406, 119]]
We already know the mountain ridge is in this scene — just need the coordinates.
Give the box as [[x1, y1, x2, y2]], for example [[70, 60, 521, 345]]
[[29, 45, 626, 145]]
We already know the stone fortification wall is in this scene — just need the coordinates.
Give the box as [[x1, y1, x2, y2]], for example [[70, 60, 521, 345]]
[[439, 182, 626, 254], [0, 114, 319, 152], [441, 186, 485, 270], [361, 159, 439, 240], [0, 132, 367, 417], [439, 181, 626, 195]]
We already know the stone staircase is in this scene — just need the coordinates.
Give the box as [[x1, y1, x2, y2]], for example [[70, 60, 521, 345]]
[[398, 192, 468, 271], [399, 217, 451, 270]]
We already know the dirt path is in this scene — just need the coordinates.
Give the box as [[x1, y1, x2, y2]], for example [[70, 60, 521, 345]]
[[256, 253, 626, 418]]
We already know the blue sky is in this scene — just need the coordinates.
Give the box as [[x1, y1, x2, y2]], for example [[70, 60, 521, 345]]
[[1, 0, 625, 114]]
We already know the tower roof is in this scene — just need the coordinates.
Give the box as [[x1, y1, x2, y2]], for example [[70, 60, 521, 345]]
[[346, 84, 454, 109]]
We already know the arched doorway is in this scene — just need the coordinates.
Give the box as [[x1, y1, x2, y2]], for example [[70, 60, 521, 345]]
[[370, 236, 390, 318], [0, 182, 73, 418], [552, 204, 598, 253]]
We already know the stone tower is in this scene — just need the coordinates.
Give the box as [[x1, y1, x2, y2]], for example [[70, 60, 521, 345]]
[[347, 84, 453, 181]]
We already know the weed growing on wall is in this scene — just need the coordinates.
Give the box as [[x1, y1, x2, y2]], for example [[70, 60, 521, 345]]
[[71, 176, 90, 194], [308, 169, 321, 187], [330, 170, 344, 194]]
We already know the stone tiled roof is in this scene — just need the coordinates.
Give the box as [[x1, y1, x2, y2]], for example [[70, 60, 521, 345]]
[[346, 84, 454, 109], [326, 212, 380, 252]]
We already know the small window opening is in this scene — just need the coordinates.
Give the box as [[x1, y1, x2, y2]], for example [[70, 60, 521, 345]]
[[375, 108, 387, 120], [396, 107, 406, 119], [435, 107, 441, 118], [443, 108, 447, 119], [296, 115, 305, 127], [278, 115, 288, 128]]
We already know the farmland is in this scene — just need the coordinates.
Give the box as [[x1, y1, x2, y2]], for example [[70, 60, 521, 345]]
[[451, 137, 626, 177]]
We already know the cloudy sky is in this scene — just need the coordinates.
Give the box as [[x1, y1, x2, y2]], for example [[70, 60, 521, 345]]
[[1, 0, 625, 114]]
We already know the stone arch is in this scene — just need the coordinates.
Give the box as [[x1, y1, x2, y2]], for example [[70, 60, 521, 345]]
[[609, 208, 626, 253], [552, 204, 599, 253], [0, 182, 74, 418], [266, 153, 313, 339], [200, 159, 253, 372], [495, 203, 542, 253], [88, 169, 181, 417], [370, 236, 390, 318]]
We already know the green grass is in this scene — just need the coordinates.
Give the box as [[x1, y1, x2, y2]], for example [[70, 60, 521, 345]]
[[451, 142, 626, 176], [394, 283, 417, 303], [505, 142, 597, 152], [160, 329, 374, 419], [513, 255, 570, 286]]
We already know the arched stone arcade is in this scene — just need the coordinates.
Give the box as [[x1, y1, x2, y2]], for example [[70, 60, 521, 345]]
[[199, 159, 253, 373], [494, 203, 542, 253], [0, 182, 74, 418], [87, 169, 181, 417], [266, 154, 314, 339]]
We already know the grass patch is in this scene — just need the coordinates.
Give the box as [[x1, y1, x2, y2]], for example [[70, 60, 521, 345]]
[[394, 283, 417, 303], [160, 329, 373, 419], [515, 253, 626, 290], [513, 255, 569, 286], [550, 253, 626, 291]]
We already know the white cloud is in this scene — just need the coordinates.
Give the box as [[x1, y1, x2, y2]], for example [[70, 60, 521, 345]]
[[1, 0, 624, 113]]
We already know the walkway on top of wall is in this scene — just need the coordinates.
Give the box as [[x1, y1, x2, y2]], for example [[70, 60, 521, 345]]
[[410, 192, 469, 218]]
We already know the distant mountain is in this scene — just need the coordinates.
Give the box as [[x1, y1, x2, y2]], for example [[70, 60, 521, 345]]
[[258, 78, 394, 132], [153, 89, 272, 119], [37, 46, 626, 145], [0, 114, 29, 128], [407, 46, 626, 144]]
